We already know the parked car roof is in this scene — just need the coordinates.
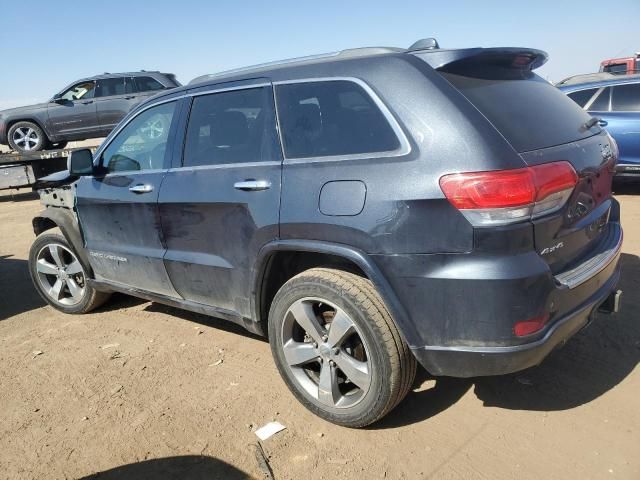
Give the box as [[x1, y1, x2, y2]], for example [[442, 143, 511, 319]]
[[556, 71, 640, 89]]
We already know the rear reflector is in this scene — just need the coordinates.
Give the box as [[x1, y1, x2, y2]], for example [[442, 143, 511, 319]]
[[514, 314, 549, 337], [439, 161, 578, 226]]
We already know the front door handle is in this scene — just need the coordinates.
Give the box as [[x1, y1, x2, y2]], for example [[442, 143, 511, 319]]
[[233, 179, 271, 191], [598, 119, 608, 127], [129, 184, 154, 194], [124, 96, 135, 100], [81, 100, 94, 105]]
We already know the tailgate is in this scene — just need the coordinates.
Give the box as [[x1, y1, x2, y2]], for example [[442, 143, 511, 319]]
[[522, 131, 617, 273], [423, 49, 618, 272]]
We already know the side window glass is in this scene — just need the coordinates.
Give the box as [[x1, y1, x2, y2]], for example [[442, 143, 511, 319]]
[[276, 80, 400, 159], [136, 76, 165, 92], [125, 77, 136, 94], [96, 78, 126, 98], [567, 88, 598, 108], [183, 87, 271, 167], [102, 101, 176, 173], [60, 81, 96, 101], [611, 83, 640, 111], [589, 87, 610, 111]]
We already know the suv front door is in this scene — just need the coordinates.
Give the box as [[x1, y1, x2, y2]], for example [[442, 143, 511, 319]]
[[47, 81, 100, 139], [75, 99, 181, 296], [158, 81, 282, 318]]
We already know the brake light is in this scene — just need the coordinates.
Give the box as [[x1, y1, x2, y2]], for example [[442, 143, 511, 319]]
[[439, 161, 578, 226], [514, 313, 549, 337]]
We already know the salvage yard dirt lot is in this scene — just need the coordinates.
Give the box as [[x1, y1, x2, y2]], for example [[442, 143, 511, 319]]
[[1, 188, 639, 480]]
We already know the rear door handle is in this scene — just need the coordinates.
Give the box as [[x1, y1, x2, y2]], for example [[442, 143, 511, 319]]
[[124, 96, 135, 100], [129, 184, 154, 194], [233, 179, 271, 191], [598, 119, 608, 127]]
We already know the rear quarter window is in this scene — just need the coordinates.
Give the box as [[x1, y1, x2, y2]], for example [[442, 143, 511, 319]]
[[275, 80, 400, 159], [441, 71, 596, 152], [136, 76, 165, 92]]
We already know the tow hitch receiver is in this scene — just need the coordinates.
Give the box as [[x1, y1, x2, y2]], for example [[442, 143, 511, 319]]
[[599, 290, 622, 314]]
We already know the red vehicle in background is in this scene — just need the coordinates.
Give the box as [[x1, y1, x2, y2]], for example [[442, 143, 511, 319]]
[[600, 53, 640, 74]]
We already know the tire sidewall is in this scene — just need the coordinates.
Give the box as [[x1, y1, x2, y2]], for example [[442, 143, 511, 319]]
[[8, 121, 48, 152], [28, 233, 95, 314], [269, 275, 394, 426]]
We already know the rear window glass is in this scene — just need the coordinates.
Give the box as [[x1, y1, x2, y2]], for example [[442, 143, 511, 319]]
[[611, 83, 640, 111], [276, 80, 400, 159], [567, 88, 598, 108], [440, 71, 596, 152], [589, 87, 610, 111]]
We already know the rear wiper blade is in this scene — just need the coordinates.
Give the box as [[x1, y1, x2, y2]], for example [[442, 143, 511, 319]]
[[581, 116, 600, 131]]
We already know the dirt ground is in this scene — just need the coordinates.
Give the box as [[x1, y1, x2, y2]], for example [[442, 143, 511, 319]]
[[0, 186, 638, 480]]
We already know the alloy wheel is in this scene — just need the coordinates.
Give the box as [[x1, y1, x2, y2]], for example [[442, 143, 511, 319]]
[[35, 243, 86, 306], [281, 297, 372, 409], [12, 127, 40, 151]]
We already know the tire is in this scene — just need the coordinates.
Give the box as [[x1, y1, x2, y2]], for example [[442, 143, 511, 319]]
[[8, 121, 49, 152], [51, 141, 68, 150], [268, 267, 417, 427], [28, 232, 110, 314]]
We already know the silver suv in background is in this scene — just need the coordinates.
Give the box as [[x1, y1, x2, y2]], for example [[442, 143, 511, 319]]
[[0, 71, 180, 152]]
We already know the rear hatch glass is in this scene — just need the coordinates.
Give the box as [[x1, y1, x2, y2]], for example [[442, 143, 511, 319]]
[[439, 70, 598, 152]]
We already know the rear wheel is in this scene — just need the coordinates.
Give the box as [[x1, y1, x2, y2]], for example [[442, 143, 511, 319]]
[[28, 232, 110, 314], [8, 121, 48, 152], [268, 268, 416, 427]]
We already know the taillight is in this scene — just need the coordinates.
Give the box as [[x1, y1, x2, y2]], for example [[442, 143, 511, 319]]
[[514, 313, 549, 337], [439, 161, 578, 226]]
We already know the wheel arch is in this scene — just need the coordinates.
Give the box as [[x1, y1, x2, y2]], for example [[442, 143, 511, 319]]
[[252, 240, 419, 345], [32, 208, 93, 276], [6, 117, 53, 144]]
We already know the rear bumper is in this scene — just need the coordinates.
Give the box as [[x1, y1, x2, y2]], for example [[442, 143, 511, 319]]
[[411, 264, 621, 377], [372, 219, 623, 378]]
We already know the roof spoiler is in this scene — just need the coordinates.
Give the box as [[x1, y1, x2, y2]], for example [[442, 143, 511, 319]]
[[415, 47, 548, 72]]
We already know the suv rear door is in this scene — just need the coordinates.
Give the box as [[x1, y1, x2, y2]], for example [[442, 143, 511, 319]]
[[158, 80, 282, 319], [95, 77, 138, 136], [75, 99, 181, 296]]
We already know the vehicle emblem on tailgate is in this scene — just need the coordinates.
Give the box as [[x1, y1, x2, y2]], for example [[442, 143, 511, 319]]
[[540, 241, 564, 256]]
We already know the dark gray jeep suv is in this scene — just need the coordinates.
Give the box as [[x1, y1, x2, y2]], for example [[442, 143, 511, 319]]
[[0, 71, 180, 152], [28, 40, 623, 427]]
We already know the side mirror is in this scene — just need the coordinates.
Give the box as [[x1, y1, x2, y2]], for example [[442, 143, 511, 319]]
[[68, 149, 94, 176], [51, 94, 65, 104]]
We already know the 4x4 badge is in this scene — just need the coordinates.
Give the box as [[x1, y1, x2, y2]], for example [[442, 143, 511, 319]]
[[540, 241, 564, 256]]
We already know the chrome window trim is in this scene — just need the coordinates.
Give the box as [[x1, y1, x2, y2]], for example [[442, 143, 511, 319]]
[[168, 160, 281, 173], [102, 168, 169, 177], [273, 77, 411, 163]]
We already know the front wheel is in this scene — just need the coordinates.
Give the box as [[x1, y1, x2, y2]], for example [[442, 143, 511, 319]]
[[268, 268, 416, 427], [28, 232, 110, 314]]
